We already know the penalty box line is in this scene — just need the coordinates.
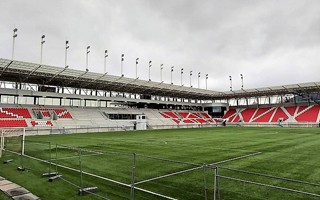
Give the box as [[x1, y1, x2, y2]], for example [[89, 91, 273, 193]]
[[135, 151, 262, 185]]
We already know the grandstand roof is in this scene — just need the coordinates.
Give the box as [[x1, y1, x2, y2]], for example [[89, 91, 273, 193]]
[[0, 58, 319, 100]]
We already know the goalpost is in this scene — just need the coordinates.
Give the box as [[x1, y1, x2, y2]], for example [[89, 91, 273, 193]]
[[0, 128, 25, 158]]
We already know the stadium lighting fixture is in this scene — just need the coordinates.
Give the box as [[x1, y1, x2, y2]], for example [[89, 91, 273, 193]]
[[181, 68, 184, 86], [65, 41, 69, 67], [121, 54, 124, 76], [12, 28, 18, 60], [171, 66, 174, 84], [136, 58, 139, 78], [240, 74, 244, 90], [229, 75, 232, 91], [148, 61, 152, 81], [190, 71, 193, 87], [104, 50, 108, 74], [86, 46, 90, 72], [40, 35, 45, 65], [206, 74, 208, 90], [198, 72, 201, 88], [160, 64, 163, 82]]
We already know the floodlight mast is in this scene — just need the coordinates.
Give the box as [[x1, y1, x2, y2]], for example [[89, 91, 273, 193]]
[[229, 75, 232, 91], [65, 41, 69, 67], [121, 54, 124, 76], [86, 46, 90, 72], [171, 66, 174, 84], [148, 61, 152, 81], [198, 72, 201, 88], [12, 28, 18, 60], [205, 74, 208, 89], [104, 50, 108, 74], [160, 64, 163, 82], [40, 35, 45, 65], [240, 73, 244, 90], [190, 71, 192, 87], [181, 68, 184, 86], [135, 58, 139, 78]]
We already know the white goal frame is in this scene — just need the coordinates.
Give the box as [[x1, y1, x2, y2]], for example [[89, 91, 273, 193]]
[[0, 128, 25, 157]]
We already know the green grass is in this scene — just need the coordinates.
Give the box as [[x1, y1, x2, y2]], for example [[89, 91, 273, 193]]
[[1, 127, 320, 200]]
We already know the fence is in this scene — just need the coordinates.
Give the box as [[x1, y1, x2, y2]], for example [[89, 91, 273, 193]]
[[23, 123, 220, 136], [2, 137, 320, 200]]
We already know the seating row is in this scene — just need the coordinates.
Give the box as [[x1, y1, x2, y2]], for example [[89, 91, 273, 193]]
[[0, 119, 28, 127], [31, 120, 53, 127]]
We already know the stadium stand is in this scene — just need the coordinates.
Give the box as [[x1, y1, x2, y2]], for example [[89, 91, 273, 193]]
[[0, 103, 319, 130], [223, 105, 320, 124], [0, 58, 319, 131]]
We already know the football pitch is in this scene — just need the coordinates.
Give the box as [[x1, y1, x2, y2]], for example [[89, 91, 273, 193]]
[[1, 127, 320, 200]]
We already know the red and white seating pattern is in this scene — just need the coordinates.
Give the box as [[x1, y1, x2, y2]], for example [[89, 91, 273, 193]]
[[31, 120, 53, 127], [160, 111, 215, 124], [0, 119, 28, 127], [0, 107, 32, 118], [32, 108, 72, 118], [223, 105, 320, 123]]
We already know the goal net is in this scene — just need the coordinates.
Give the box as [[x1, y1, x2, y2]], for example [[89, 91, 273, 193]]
[[0, 128, 25, 158]]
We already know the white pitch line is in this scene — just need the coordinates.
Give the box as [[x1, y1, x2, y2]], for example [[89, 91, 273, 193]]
[[52, 152, 104, 161], [5, 150, 178, 200], [209, 151, 262, 165], [135, 151, 262, 185]]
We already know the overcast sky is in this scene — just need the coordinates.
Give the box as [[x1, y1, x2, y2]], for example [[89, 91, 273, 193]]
[[0, 0, 319, 92]]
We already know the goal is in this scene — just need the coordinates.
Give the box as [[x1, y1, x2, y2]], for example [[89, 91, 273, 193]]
[[0, 128, 25, 158]]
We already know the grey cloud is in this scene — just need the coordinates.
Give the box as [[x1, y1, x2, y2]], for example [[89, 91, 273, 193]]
[[0, 0, 319, 91]]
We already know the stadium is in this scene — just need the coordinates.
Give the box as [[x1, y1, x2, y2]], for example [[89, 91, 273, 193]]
[[1, 1, 320, 200]]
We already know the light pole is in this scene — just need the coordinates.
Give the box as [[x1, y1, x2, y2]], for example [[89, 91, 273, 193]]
[[205, 74, 208, 89], [12, 28, 18, 60], [171, 66, 174, 84], [190, 71, 193, 87], [121, 54, 124, 76], [86, 46, 90, 72], [104, 50, 108, 74], [135, 58, 139, 78], [198, 72, 201, 88], [229, 75, 232, 91], [40, 35, 45, 65], [240, 74, 244, 90], [65, 41, 69, 67], [160, 64, 163, 82], [148, 61, 152, 81], [181, 68, 184, 86]]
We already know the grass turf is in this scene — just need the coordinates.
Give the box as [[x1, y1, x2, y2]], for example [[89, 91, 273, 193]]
[[0, 127, 320, 200]]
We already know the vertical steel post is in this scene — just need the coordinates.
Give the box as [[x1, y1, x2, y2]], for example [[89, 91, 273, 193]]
[[22, 128, 25, 155], [20, 138, 24, 169], [79, 148, 83, 189], [214, 166, 219, 200], [49, 142, 52, 174], [203, 164, 208, 200], [130, 153, 136, 200], [55, 144, 58, 173]]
